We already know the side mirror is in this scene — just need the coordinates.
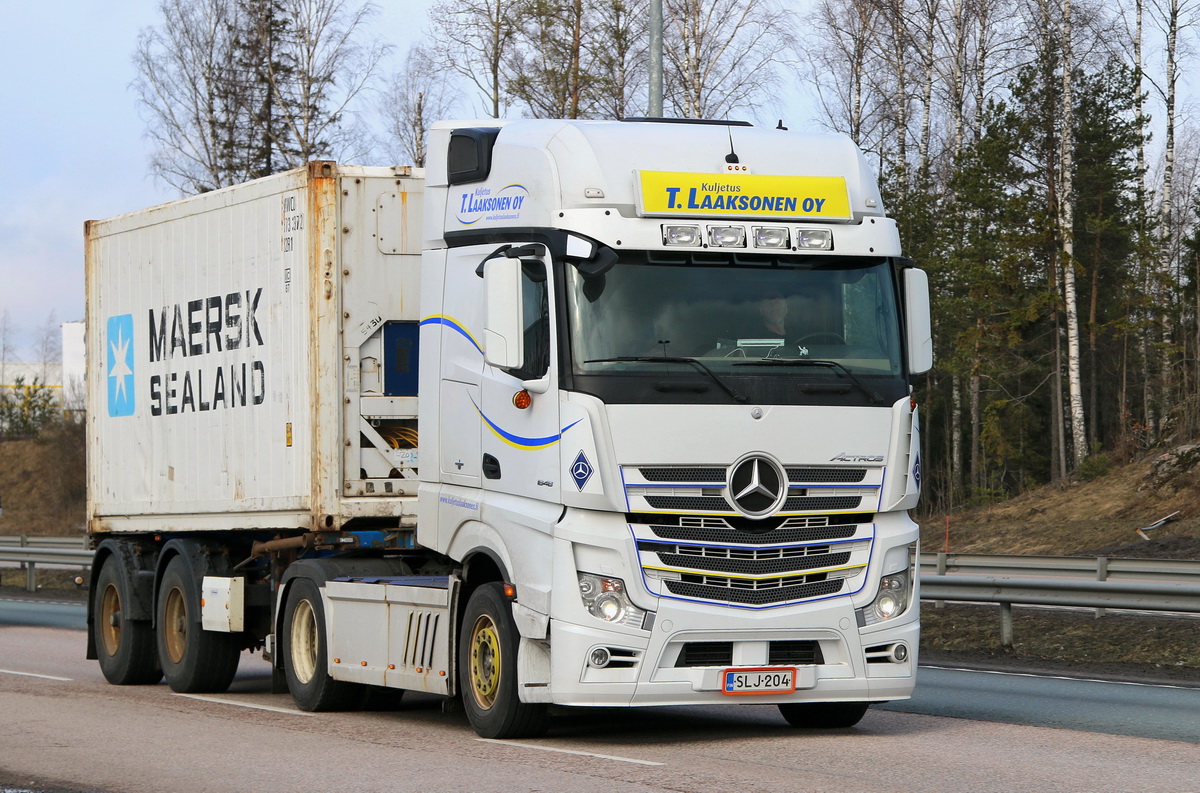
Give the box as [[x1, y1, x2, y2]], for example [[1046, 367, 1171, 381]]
[[903, 267, 933, 375], [483, 256, 524, 369]]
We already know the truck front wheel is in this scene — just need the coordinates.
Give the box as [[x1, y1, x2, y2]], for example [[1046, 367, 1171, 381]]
[[459, 583, 548, 739], [281, 577, 364, 711], [93, 556, 162, 685], [156, 555, 241, 693], [778, 701, 869, 729]]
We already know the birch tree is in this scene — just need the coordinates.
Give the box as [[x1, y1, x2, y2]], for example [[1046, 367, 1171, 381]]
[[428, 0, 521, 117], [1058, 0, 1089, 467], [135, 0, 384, 193], [380, 44, 459, 167], [134, 0, 242, 192], [662, 0, 792, 119]]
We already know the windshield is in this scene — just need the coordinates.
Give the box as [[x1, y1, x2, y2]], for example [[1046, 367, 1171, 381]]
[[564, 253, 906, 406]]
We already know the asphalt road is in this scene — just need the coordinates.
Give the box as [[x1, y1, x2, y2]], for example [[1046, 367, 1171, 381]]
[[881, 665, 1200, 743], [0, 597, 87, 631], [2, 620, 1198, 793]]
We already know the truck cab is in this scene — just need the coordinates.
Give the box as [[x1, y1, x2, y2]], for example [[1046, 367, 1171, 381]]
[[417, 119, 929, 732]]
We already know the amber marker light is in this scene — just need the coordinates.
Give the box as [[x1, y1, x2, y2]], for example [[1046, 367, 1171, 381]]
[[503, 582, 517, 599], [512, 390, 533, 410]]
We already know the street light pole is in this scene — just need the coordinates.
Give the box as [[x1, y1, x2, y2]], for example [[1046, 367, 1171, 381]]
[[649, 0, 663, 116]]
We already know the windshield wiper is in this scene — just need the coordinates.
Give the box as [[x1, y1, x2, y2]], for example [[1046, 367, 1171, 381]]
[[735, 358, 883, 404], [585, 356, 747, 403]]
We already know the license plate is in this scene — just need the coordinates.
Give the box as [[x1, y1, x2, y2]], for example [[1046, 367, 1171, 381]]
[[722, 666, 797, 695]]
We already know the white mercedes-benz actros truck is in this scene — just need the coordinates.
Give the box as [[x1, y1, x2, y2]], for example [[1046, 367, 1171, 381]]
[[86, 118, 931, 738]]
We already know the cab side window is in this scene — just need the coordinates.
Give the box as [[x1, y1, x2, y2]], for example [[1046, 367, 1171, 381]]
[[515, 261, 550, 380]]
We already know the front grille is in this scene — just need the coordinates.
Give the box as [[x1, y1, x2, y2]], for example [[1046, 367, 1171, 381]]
[[639, 466, 869, 484], [769, 641, 824, 665], [646, 518, 861, 545], [645, 495, 862, 513], [674, 640, 825, 667], [783, 496, 862, 511], [646, 546, 852, 577], [645, 495, 731, 511], [786, 467, 868, 483], [665, 577, 843, 605], [639, 467, 726, 483], [675, 642, 733, 667]]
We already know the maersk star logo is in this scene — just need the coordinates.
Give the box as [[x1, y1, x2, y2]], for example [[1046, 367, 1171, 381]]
[[106, 314, 135, 417]]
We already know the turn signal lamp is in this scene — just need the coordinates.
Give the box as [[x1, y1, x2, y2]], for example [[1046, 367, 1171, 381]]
[[662, 225, 701, 246], [512, 390, 532, 410], [796, 228, 833, 250], [753, 226, 790, 249], [708, 225, 746, 248]]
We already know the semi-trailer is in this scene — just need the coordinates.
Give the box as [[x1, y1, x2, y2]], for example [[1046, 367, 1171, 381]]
[[86, 117, 931, 738]]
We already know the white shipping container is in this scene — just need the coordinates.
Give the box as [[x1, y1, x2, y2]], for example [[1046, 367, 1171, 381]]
[[85, 162, 424, 534]]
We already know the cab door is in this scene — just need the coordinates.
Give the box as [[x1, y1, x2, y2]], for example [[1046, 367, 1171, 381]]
[[479, 250, 563, 504]]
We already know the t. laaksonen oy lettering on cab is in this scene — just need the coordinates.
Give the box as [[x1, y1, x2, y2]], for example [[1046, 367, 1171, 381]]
[[146, 287, 267, 415], [662, 187, 829, 214]]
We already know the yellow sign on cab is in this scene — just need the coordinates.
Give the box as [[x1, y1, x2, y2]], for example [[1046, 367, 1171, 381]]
[[637, 171, 852, 220]]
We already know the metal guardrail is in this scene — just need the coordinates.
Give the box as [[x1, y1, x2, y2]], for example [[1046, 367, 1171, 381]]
[[920, 573, 1200, 646], [0, 546, 93, 593], [920, 551, 1200, 584], [0, 534, 89, 549]]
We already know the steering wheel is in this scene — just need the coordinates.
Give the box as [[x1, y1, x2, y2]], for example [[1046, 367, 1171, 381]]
[[794, 332, 847, 345]]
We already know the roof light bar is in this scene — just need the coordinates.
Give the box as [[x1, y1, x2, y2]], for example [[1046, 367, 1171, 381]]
[[797, 228, 833, 250], [662, 224, 702, 246], [752, 226, 790, 249], [708, 225, 746, 248]]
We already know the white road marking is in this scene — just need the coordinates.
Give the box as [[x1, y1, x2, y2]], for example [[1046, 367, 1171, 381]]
[[173, 693, 316, 716], [477, 738, 664, 765], [0, 668, 72, 681]]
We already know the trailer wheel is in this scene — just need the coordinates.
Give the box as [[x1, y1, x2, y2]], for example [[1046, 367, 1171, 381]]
[[459, 583, 548, 739], [281, 577, 364, 711], [93, 556, 162, 685], [156, 555, 241, 693], [778, 702, 869, 729]]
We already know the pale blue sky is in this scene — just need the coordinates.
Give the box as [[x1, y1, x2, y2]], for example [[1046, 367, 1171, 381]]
[[0, 0, 814, 360], [0, 0, 430, 359]]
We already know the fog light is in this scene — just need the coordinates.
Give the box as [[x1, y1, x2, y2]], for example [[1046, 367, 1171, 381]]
[[753, 226, 790, 248], [589, 647, 612, 668], [892, 644, 909, 663], [663, 225, 701, 246], [708, 225, 746, 247]]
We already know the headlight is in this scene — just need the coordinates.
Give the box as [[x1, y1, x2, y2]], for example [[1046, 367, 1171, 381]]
[[858, 570, 911, 626], [577, 573, 647, 628]]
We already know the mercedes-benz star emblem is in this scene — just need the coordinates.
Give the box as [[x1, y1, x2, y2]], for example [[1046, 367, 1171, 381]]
[[727, 455, 787, 517]]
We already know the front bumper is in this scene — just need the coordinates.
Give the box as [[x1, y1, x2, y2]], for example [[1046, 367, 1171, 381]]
[[538, 597, 918, 707]]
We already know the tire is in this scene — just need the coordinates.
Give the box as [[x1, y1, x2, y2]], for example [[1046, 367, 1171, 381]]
[[156, 555, 241, 693], [281, 577, 365, 711], [93, 556, 162, 685], [459, 583, 549, 739], [778, 701, 870, 729]]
